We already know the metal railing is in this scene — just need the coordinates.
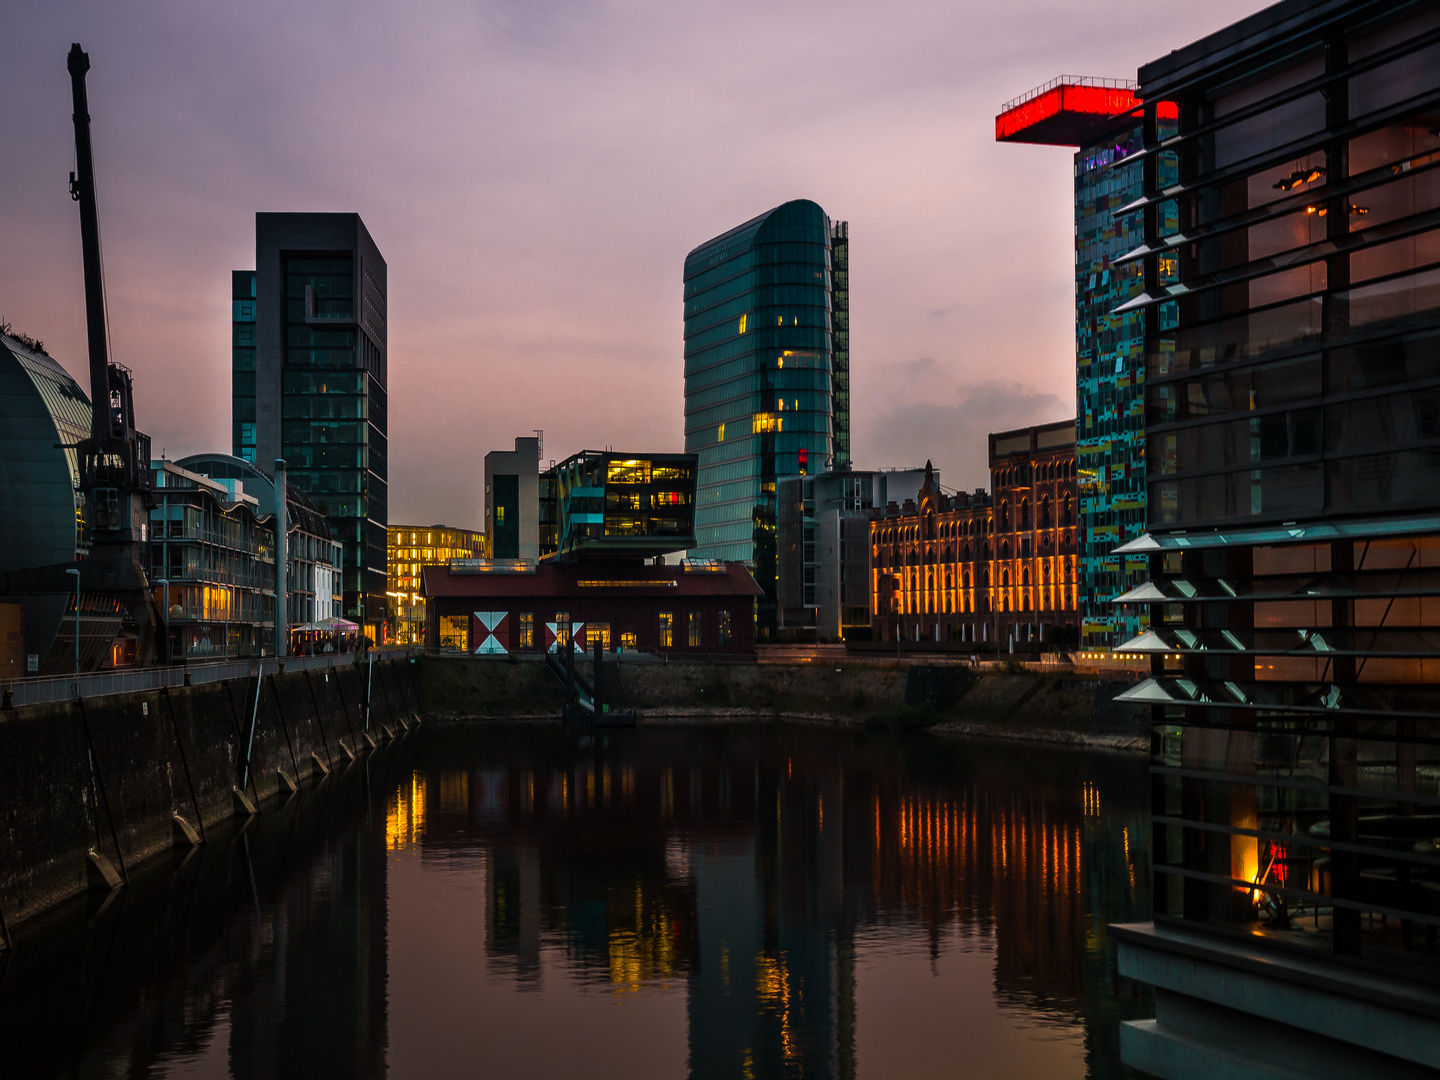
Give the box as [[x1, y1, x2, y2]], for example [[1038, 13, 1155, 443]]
[[0, 647, 420, 708], [999, 75, 1139, 114]]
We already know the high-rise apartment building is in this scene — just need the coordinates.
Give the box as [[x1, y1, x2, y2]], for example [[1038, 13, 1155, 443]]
[[997, 79, 1178, 647], [234, 213, 388, 638], [1107, 2, 1440, 1075], [683, 200, 844, 633]]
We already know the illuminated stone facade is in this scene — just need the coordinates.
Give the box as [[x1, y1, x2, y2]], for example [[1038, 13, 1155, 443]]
[[870, 421, 1080, 647]]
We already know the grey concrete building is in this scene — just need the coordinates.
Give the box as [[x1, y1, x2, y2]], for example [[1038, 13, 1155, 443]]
[[777, 467, 928, 639], [485, 436, 540, 561]]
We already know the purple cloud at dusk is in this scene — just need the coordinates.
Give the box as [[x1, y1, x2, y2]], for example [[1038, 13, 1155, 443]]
[[2, 0, 1261, 529]]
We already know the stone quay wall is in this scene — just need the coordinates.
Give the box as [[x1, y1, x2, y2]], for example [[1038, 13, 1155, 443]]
[[0, 657, 421, 934]]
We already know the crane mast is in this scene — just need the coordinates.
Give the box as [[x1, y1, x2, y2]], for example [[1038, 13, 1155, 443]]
[[67, 43, 161, 663]]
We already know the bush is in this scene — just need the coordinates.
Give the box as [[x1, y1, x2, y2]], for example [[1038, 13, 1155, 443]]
[[1002, 657, 1028, 675]]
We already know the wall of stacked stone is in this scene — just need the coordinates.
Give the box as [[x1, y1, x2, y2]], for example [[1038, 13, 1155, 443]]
[[0, 657, 421, 933]]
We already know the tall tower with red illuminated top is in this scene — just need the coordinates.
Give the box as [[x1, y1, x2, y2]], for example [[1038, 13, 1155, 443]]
[[996, 77, 1177, 649]]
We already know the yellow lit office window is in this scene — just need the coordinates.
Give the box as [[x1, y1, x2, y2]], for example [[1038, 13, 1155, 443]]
[[718, 423, 724, 442], [688, 611, 702, 648], [520, 612, 534, 648], [738, 313, 747, 334], [659, 612, 674, 648], [439, 615, 468, 652], [620, 632, 637, 651]]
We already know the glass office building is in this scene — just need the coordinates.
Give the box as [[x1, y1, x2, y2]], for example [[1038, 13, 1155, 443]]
[[997, 79, 1178, 647], [683, 200, 841, 633], [1107, 4, 1440, 1072], [236, 213, 389, 639]]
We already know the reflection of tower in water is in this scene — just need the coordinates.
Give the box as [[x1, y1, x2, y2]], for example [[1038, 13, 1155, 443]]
[[405, 731, 1148, 1080]]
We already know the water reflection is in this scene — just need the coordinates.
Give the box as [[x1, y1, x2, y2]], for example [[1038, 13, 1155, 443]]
[[0, 725, 1150, 1079], [390, 727, 1151, 1079]]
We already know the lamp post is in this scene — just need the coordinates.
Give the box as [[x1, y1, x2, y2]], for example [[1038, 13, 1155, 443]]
[[65, 567, 80, 682], [158, 578, 169, 664]]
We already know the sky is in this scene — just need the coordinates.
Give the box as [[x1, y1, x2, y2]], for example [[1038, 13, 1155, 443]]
[[2, 0, 1263, 531]]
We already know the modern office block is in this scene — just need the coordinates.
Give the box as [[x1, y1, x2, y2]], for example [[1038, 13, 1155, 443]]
[[234, 213, 388, 638], [485, 436, 540, 561], [539, 450, 697, 561], [997, 79, 1178, 647], [777, 466, 927, 639], [1110, 2, 1440, 1075], [387, 523, 483, 644], [683, 199, 844, 634]]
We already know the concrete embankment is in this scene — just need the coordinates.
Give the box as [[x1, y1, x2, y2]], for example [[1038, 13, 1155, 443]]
[[0, 657, 421, 934], [415, 655, 1147, 748]]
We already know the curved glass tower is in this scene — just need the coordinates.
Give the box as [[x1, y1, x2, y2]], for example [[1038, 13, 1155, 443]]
[[683, 199, 836, 633]]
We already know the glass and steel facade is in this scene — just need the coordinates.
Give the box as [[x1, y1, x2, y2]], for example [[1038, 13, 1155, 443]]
[[683, 200, 838, 633], [997, 79, 1178, 648], [540, 450, 696, 561], [0, 331, 91, 574], [232, 271, 257, 463], [1119, 0, 1440, 976], [1075, 120, 1157, 647], [239, 213, 389, 638]]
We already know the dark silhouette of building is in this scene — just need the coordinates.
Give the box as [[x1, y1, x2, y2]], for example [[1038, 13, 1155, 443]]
[[234, 213, 389, 639], [1109, 1, 1440, 1075]]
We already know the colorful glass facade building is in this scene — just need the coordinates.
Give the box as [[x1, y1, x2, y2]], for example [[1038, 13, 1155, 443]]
[[539, 451, 696, 562], [683, 200, 844, 634], [997, 78, 1177, 647]]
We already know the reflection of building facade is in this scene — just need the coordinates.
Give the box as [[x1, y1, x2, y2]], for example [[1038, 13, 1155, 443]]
[[1109, 3, 1440, 1077], [777, 467, 927, 640], [684, 201, 846, 636], [234, 212, 390, 638], [386, 524, 483, 644], [997, 80, 1171, 648], [390, 725, 1151, 1079], [870, 423, 1079, 647]]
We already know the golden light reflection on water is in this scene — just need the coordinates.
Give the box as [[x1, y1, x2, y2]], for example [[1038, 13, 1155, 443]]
[[606, 883, 682, 993], [386, 771, 427, 851]]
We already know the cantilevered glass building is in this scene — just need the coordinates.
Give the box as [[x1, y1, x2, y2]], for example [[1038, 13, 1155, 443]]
[[997, 78, 1178, 647], [683, 200, 843, 633]]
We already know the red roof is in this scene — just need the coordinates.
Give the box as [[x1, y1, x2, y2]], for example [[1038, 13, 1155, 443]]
[[422, 561, 763, 599]]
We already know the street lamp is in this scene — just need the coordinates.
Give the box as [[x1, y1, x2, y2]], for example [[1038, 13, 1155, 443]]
[[65, 567, 80, 682]]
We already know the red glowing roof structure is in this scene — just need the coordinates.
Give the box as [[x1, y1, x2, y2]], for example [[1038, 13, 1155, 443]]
[[996, 75, 1175, 147]]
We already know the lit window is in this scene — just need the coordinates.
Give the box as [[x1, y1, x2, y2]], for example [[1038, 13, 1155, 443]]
[[718, 423, 725, 442], [659, 611, 674, 648], [717, 610, 731, 647], [688, 611, 702, 648], [738, 313, 747, 334], [520, 612, 534, 648]]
